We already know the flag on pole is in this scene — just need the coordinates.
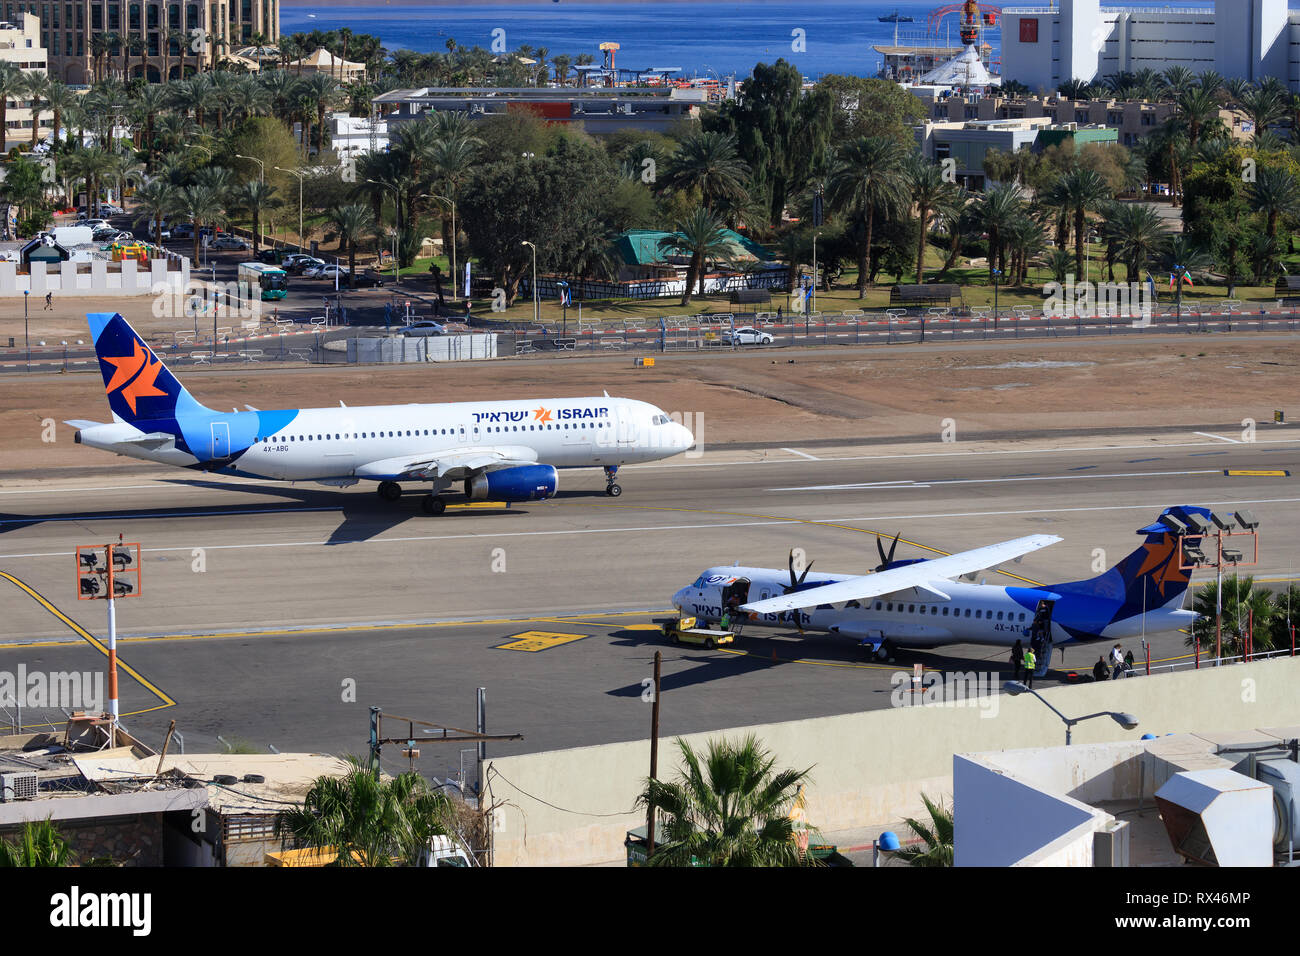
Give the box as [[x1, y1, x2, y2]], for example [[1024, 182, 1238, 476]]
[[463, 261, 471, 298], [1145, 272, 1157, 298]]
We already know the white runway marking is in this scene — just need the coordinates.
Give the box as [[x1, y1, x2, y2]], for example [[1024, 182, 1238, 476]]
[[781, 448, 821, 460], [769, 470, 1219, 492], [1194, 432, 1241, 444]]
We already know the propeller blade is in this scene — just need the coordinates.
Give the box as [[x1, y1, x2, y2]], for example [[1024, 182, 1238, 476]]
[[797, 560, 814, 585], [887, 532, 900, 565], [876, 535, 887, 568]]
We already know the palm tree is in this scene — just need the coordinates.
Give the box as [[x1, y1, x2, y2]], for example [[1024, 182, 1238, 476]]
[[1057, 167, 1112, 279], [635, 735, 816, 867], [658, 207, 734, 306], [1104, 201, 1171, 281], [662, 130, 750, 214], [1187, 575, 1278, 657], [1248, 166, 1300, 240], [973, 182, 1026, 280], [894, 793, 953, 867], [235, 180, 280, 254], [1161, 66, 1195, 100], [275, 757, 453, 867], [1175, 87, 1222, 150], [133, 178, 178, 245], [1239, 86, 1287, 144], [827, 135, 907, 296], [428, 135, 478, 265], [0, 62, 26, 152], [330, 203, 375, 287], [0, 819, 76, 867], [23, 71, 51, 148], [174, 183, 225, 262], [904, 156, 951, 283]]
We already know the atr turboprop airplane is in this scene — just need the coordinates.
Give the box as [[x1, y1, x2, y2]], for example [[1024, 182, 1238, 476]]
[[672, 507, 1205, 674], [69, 313, 694, 512]]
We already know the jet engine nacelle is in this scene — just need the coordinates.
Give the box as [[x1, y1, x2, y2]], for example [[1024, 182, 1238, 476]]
[[465, 464, 558, 502]]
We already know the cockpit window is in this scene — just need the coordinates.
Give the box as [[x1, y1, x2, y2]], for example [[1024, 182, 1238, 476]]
[[692, 573, 712, 589]]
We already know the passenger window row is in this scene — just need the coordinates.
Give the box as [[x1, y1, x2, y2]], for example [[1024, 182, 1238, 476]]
[[870, 600, 1027, 622]]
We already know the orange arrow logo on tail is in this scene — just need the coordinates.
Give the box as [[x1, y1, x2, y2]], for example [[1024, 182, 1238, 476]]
[[102, 340, 167, 413]]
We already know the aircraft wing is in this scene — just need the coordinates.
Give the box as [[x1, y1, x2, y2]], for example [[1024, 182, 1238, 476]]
[[739, 534, 1063, 615], [354, 445, 540, 482]]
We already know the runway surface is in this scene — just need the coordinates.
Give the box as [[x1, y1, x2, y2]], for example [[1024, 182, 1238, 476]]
[[1, 430, 1296, 771]]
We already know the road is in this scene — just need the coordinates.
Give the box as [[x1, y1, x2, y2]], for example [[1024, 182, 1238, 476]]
[[0, 431, 1296, 773]]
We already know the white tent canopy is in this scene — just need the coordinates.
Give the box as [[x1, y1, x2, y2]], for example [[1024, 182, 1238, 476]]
[[921, 43, 1000, 88]]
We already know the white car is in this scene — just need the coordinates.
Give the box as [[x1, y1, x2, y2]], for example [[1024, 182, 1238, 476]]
[[210, 234, 250, 251], [399, 321, 447, 337], [722, 326, 774, 346], [304, 263, 348, 280], [76, 219, 112, 231]]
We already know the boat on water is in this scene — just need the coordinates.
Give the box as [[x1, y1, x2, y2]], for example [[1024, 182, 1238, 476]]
[[879, 10, 914, 22]]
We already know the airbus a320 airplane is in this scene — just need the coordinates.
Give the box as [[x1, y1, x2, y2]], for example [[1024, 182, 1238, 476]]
[[672, 507, 1204, 673], [69, 312, 694, 513]]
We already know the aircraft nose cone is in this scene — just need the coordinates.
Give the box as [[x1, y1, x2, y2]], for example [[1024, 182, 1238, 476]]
[[675, 423, 694, 451], [671, 587, 687, 609]]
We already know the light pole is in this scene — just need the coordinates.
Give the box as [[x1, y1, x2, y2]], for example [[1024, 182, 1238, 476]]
[[235, 153, 265, 184], [23, 289, 29, 371], [991, 267, 1001, 330], [431, 193, 456, 298], [273, 166, 306, 251], [1002, 681, 1138, 745], [521, 240, 538, 326]]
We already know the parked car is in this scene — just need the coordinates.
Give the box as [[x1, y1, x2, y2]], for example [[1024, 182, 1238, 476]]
[[172, 223, 195, 238], [722, 326, 774, 346], [351, 270, 386, 287], [76, 219, 112, 231], [399, 321, 447, 337], [210, 234, 250, 251], [284, 255, 325, 275], [255, 248, 285, 264], [304, 263, 348, 280]]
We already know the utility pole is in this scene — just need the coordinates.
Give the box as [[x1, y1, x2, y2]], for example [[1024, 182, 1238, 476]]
[[647, 650, 662, 858]]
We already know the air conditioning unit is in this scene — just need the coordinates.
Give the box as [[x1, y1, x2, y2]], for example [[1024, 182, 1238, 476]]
[[0, 771, 38, 801]]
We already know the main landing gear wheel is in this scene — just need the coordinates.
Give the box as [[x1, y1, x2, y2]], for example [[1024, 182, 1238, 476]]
[[606, 483, 622, 497], [377, 481, 402, 502], [875, 641, 896, 663], [422, 495, 446, 515]]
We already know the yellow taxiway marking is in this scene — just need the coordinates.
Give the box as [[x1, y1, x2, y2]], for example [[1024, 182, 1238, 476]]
[[1224, 469, 1290, 477], [0, 608, 670, 649], [494, 630, 589, 652], [0, 571, 175, 720]]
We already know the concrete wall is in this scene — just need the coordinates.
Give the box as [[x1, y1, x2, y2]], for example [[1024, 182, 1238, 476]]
[[0, 258, 189, 297], [486, 655, 1300, 866]]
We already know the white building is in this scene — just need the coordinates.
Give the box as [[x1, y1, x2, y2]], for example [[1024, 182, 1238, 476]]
[[327, 111, 388, 160], [0, 14, 51, 151], [1001, 0, 1294, 92]]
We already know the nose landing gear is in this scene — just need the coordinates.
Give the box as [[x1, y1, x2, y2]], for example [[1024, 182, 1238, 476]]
[[604, 465, 622, 497]]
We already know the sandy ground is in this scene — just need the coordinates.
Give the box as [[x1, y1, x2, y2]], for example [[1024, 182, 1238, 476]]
[[1, 333, 1296, 478]]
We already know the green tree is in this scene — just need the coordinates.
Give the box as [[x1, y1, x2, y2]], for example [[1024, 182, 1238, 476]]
[[973, 182, 1027, 280], [635, 735, 816, 867], [1103, 201, 1171, 280], [1248, 165, 1300, 240], [1055, 167, 1113, 279], [1186, 575, 1279, 657], [827, 135, 907, 295], [904, 155, 953, 283], [174, 183, 225, 263], [658, 207, 734, 305], [0, 819, 76, 867], [132, 179, 177, 246], [329, 203, 375, 287], [275, 758, 453, 867], [708, 59, 833, 227], [894, 793, 954, 867], [817, 73, 925, 147], [233, 180, 280, 254], [662, 130, 750, 215]]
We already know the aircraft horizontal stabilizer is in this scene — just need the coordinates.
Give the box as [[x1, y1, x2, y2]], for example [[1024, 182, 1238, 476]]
[[740, 534, 1062, 615]]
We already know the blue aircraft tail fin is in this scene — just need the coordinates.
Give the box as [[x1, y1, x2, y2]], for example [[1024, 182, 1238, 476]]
[[88, 312, 205, 426], [1052, 506, 1204, 613]]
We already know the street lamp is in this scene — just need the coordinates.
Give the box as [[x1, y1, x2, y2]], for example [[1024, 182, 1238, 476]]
[[521, 240, 538, 326], [273, 166, 306, 251], [235, 154, 265, 184], [23, 289, 29, 371], [1001, 681, 1138, 745], [431, 193, 457, 299]]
